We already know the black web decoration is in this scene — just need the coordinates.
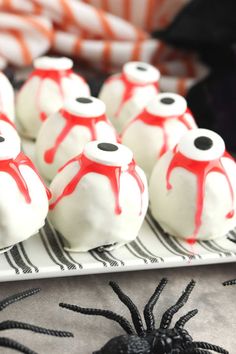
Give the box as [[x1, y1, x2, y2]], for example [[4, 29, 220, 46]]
[[0, 287, 73, 354], [59, 279, 228, 354]]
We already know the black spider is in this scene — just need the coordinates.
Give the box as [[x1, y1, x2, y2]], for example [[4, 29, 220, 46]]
[[59, 279, 228, 354], [0, 287, 73, 354]]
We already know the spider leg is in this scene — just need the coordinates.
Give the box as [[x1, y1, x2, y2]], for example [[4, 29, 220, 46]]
[[0, 288, 40, 311], [0, 336, 36, 354], [190, 342, 228, 354], [159, 280, 196, 329], [174, 309, 198, 329], [0, 320, 73, 337], [143, 278, 168, 332], [109, 281, 145, 336], [222, 279, 236, 286], [59, 302, 135, 335]]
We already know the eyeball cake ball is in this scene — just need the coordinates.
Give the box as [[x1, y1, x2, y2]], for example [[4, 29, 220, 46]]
[[49, 141, 148, 252], [122, 92, 197, 178], [16, 56, 90, 139], [0, 71, 15, 122], [36, 96, 118, 181], [99, 61, 160, 133], [0, 134, 50, 249], [150, 128, 236, 242]]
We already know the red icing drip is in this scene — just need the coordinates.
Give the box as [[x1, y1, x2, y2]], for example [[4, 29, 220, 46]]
[[108, 72, 159, 117], [166, 149, 235, 244], [49, 154, 144, 215], [30, 68, 73, 122], [0, 152, 51, 203], [44, 109, 108, 164], [129, 108, 194, 158], [0, 112, 17, 129]]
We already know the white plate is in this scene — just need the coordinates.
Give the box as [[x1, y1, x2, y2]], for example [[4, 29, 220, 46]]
[[0, 138, 233, 282], [1, 212, 236, 282]]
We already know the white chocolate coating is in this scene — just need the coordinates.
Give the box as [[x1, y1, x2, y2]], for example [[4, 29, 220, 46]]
[[0, 72, 15, 122], [149, 129, 236, 241], [0, 144, 49, 249], [122, 93, 197, 178], [16, 56, 90, 139], [36, 97, 118, 181], [49, 141, 148, 252], [99, 61, 160, 133]]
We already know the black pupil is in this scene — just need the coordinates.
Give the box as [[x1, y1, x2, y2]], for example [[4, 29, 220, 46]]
[[136, 65, 147, 71], [194, 136, 213, 150], [97, 143, 118, 152], [76, 97, 92, 104], [160, 97, 175, 105], [0, 137, 5, 142]]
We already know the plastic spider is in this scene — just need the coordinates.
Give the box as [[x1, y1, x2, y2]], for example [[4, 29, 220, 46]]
[[59, 279, 228, 354], [0, 287, 73, 354]]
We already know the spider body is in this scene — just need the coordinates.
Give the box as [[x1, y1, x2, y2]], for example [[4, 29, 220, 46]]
[[147, 327, 193, 353], [94, 328, 193, 354], [60, 279, 228, 354], [94, 334, 151, 354]]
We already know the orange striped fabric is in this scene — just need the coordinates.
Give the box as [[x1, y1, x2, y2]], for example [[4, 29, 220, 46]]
[[95, 7, 115, 40], [7, 29, 32, 65], [0, 0, 204, 96]]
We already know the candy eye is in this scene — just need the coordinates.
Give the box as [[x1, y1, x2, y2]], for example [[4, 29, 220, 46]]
[[123, 61, 160, 84], [84, 141, 133, 166], [0, 136, 5, 142], [97, 143, 118, 152], [147, 93, 187, 117], [76, 97, 93, 104], [33, 56, 73, 71], [64, 96, 105, 117], [178, 128, 225, 161]]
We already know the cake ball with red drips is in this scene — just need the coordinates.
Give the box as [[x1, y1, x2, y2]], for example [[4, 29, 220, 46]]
[[122, 92, 197, 179], [99, 61, 160, 133], [49, 141, 148, 252], [16, 56, 90, 139], [150, 128, 236, 242], [0, 71, 15, 122], [36, 96, 118, 181], [0, 128, 50, 250]]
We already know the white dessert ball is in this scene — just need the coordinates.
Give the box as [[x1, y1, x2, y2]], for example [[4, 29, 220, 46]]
[[150, 128, 236, 242], [49, 141, 148, 252], [122, 92, 197, 178], [36, 96, 118, 181], [99, 61, 160, 133], [0, 136, 49, 249], [0, 71, 15, 122], [16, 56, 90, 139]]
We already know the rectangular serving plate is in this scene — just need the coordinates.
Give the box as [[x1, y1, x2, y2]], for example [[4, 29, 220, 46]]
[[1, 211, 236, 282], [1, 138, 235, 282]]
